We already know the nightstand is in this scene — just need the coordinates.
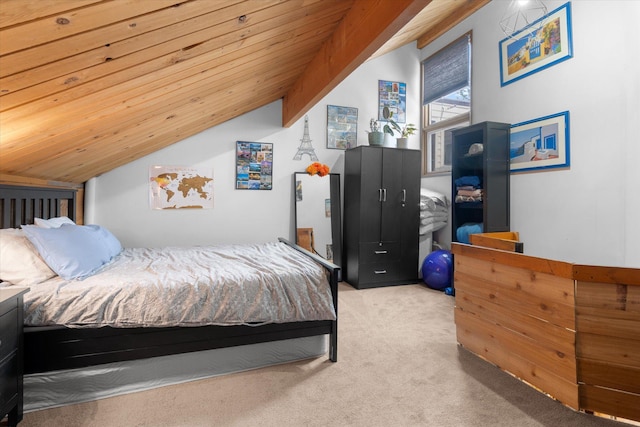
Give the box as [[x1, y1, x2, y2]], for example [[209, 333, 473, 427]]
[[1, 288, 29, 427]]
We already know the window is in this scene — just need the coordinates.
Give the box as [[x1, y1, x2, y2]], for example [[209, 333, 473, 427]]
[[421, 33, 472, 175]]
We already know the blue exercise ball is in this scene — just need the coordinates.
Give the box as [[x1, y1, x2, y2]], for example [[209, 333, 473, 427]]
[[421, 250, 453, 290]]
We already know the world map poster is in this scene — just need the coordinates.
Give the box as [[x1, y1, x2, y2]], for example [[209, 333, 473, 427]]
[[149, 165, 214, 209]]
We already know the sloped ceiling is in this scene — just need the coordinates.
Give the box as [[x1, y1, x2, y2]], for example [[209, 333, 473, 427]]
[[0, 0, 488, 186]]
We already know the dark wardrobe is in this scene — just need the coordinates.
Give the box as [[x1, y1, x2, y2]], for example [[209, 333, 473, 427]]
[[343, 146, 421, 289]]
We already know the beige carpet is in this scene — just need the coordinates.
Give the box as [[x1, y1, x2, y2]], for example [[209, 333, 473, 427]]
[[19, 283, 630, 427]]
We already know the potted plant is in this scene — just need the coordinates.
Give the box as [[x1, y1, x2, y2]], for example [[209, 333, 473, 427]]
[[367, 118, 384, 146], [382, 107, 416, 149], [395, 123, 417, 149]]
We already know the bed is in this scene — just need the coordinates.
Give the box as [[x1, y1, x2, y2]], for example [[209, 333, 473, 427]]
[[0, 184, 338, 390]]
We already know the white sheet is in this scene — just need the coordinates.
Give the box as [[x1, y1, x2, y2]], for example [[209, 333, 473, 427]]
[[24, 335, 327, 412], [24, 242, 336, 328]]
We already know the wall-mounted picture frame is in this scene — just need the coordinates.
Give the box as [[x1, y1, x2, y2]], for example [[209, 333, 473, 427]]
[[326, 105, 358, 149], [149, 165, 214, 210], [499, 2, 573, 87], [510, 111, 570, 173], [236, 141, 273, 190], [378, 80, 406, 123]]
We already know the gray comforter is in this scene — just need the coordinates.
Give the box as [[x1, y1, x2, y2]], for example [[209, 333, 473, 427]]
[[24, 242, 336, 328]]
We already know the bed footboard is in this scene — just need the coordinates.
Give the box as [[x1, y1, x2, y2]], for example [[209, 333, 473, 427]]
[[279, 237, 339, 362]]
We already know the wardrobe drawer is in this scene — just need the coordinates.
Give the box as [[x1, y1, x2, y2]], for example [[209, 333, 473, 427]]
[[358, 262, 406, 283], [0, 307, 18, 363], [359, 242, 401, 263]]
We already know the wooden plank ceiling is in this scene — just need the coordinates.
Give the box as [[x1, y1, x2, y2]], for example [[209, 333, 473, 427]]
[[0, 0, 488, 186]]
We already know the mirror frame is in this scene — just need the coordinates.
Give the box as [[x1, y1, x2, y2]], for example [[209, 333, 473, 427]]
[[293, 172, 341, 267]]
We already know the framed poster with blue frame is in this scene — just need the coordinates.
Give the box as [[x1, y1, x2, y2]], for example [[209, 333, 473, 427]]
[[499, 2, 573, 86], [510, 111, 570, 173], [235, 141, 273, 190]]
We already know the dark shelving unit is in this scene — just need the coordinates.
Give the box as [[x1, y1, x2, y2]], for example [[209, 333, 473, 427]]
[[451, 121, 511, 243]]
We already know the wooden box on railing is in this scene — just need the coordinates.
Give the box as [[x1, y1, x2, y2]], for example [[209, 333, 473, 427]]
[[469, 231, 523, 253]]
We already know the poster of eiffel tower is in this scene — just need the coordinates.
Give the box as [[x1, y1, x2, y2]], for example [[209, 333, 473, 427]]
[[293, 116, 318, 161]]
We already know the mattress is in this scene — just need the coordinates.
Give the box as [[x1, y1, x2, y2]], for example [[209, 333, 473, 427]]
[[24, 242, 336, 328]]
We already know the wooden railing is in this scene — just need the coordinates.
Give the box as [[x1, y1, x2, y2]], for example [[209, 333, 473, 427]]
[[573, 265, 640, 422], [452, 243, 640, 423]]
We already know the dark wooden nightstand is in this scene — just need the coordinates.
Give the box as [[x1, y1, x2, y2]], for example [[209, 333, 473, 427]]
[[1, 288, 29, 427]]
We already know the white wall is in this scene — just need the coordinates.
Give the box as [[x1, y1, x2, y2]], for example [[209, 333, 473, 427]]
[[88, 43, 421, 248], [421, 0, 640, 267], [89, 1, 640, 268]]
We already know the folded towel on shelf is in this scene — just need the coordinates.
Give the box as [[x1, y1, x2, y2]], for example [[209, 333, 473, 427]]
[[457, 188, 482, 197], [456, 185, 476, 191], [455, 195, 482, 203], [454, 175, 481, 189]]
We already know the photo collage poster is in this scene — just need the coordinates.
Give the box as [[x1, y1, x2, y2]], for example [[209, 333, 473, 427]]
[[236, 141, 273, 190], [378, 80, 406, 123]]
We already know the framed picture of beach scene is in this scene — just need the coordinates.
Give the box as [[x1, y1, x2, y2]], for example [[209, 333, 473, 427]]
[[510, 111, 570, 173], [499, 2, 573, 86]]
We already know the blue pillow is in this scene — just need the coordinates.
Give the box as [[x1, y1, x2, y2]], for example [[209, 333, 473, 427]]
[[21, 224, 122, 280], [90, 224, 123, 258]]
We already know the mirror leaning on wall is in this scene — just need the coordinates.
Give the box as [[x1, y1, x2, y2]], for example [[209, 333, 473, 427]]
[[293, 172, 341, 266]]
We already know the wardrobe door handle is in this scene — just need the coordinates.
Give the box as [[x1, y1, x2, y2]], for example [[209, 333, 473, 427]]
[[378, 188, 383, 202], [374, 270, 387, 274], [401, 189, 406, 203], [374, 250, 388, 254], [382, 188, 387, 202]]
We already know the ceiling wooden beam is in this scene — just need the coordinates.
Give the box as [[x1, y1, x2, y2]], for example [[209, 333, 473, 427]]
[[416, 0, 490, 49], [281, 0, 432, 127]]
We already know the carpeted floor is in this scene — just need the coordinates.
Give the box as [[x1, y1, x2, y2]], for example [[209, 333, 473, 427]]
[[18, 283, 632, 427]]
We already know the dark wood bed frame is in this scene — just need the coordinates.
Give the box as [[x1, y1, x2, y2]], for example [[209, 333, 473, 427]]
[[0, 184, 338, 374]]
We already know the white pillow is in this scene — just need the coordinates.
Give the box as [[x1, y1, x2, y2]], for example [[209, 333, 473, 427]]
[[34, 216, 75, 228], [0, 228, 56, 286]]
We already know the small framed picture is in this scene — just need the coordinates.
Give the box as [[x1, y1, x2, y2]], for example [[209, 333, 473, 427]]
[[326, 105, 358, 149], [510, 111, 570, 173], [378, 80, 406, 123], [235, 141, 273, 190], [499, 2, 573, 86]]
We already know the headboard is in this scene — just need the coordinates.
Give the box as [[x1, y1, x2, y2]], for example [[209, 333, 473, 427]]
[[0, 184, 77, 229]]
